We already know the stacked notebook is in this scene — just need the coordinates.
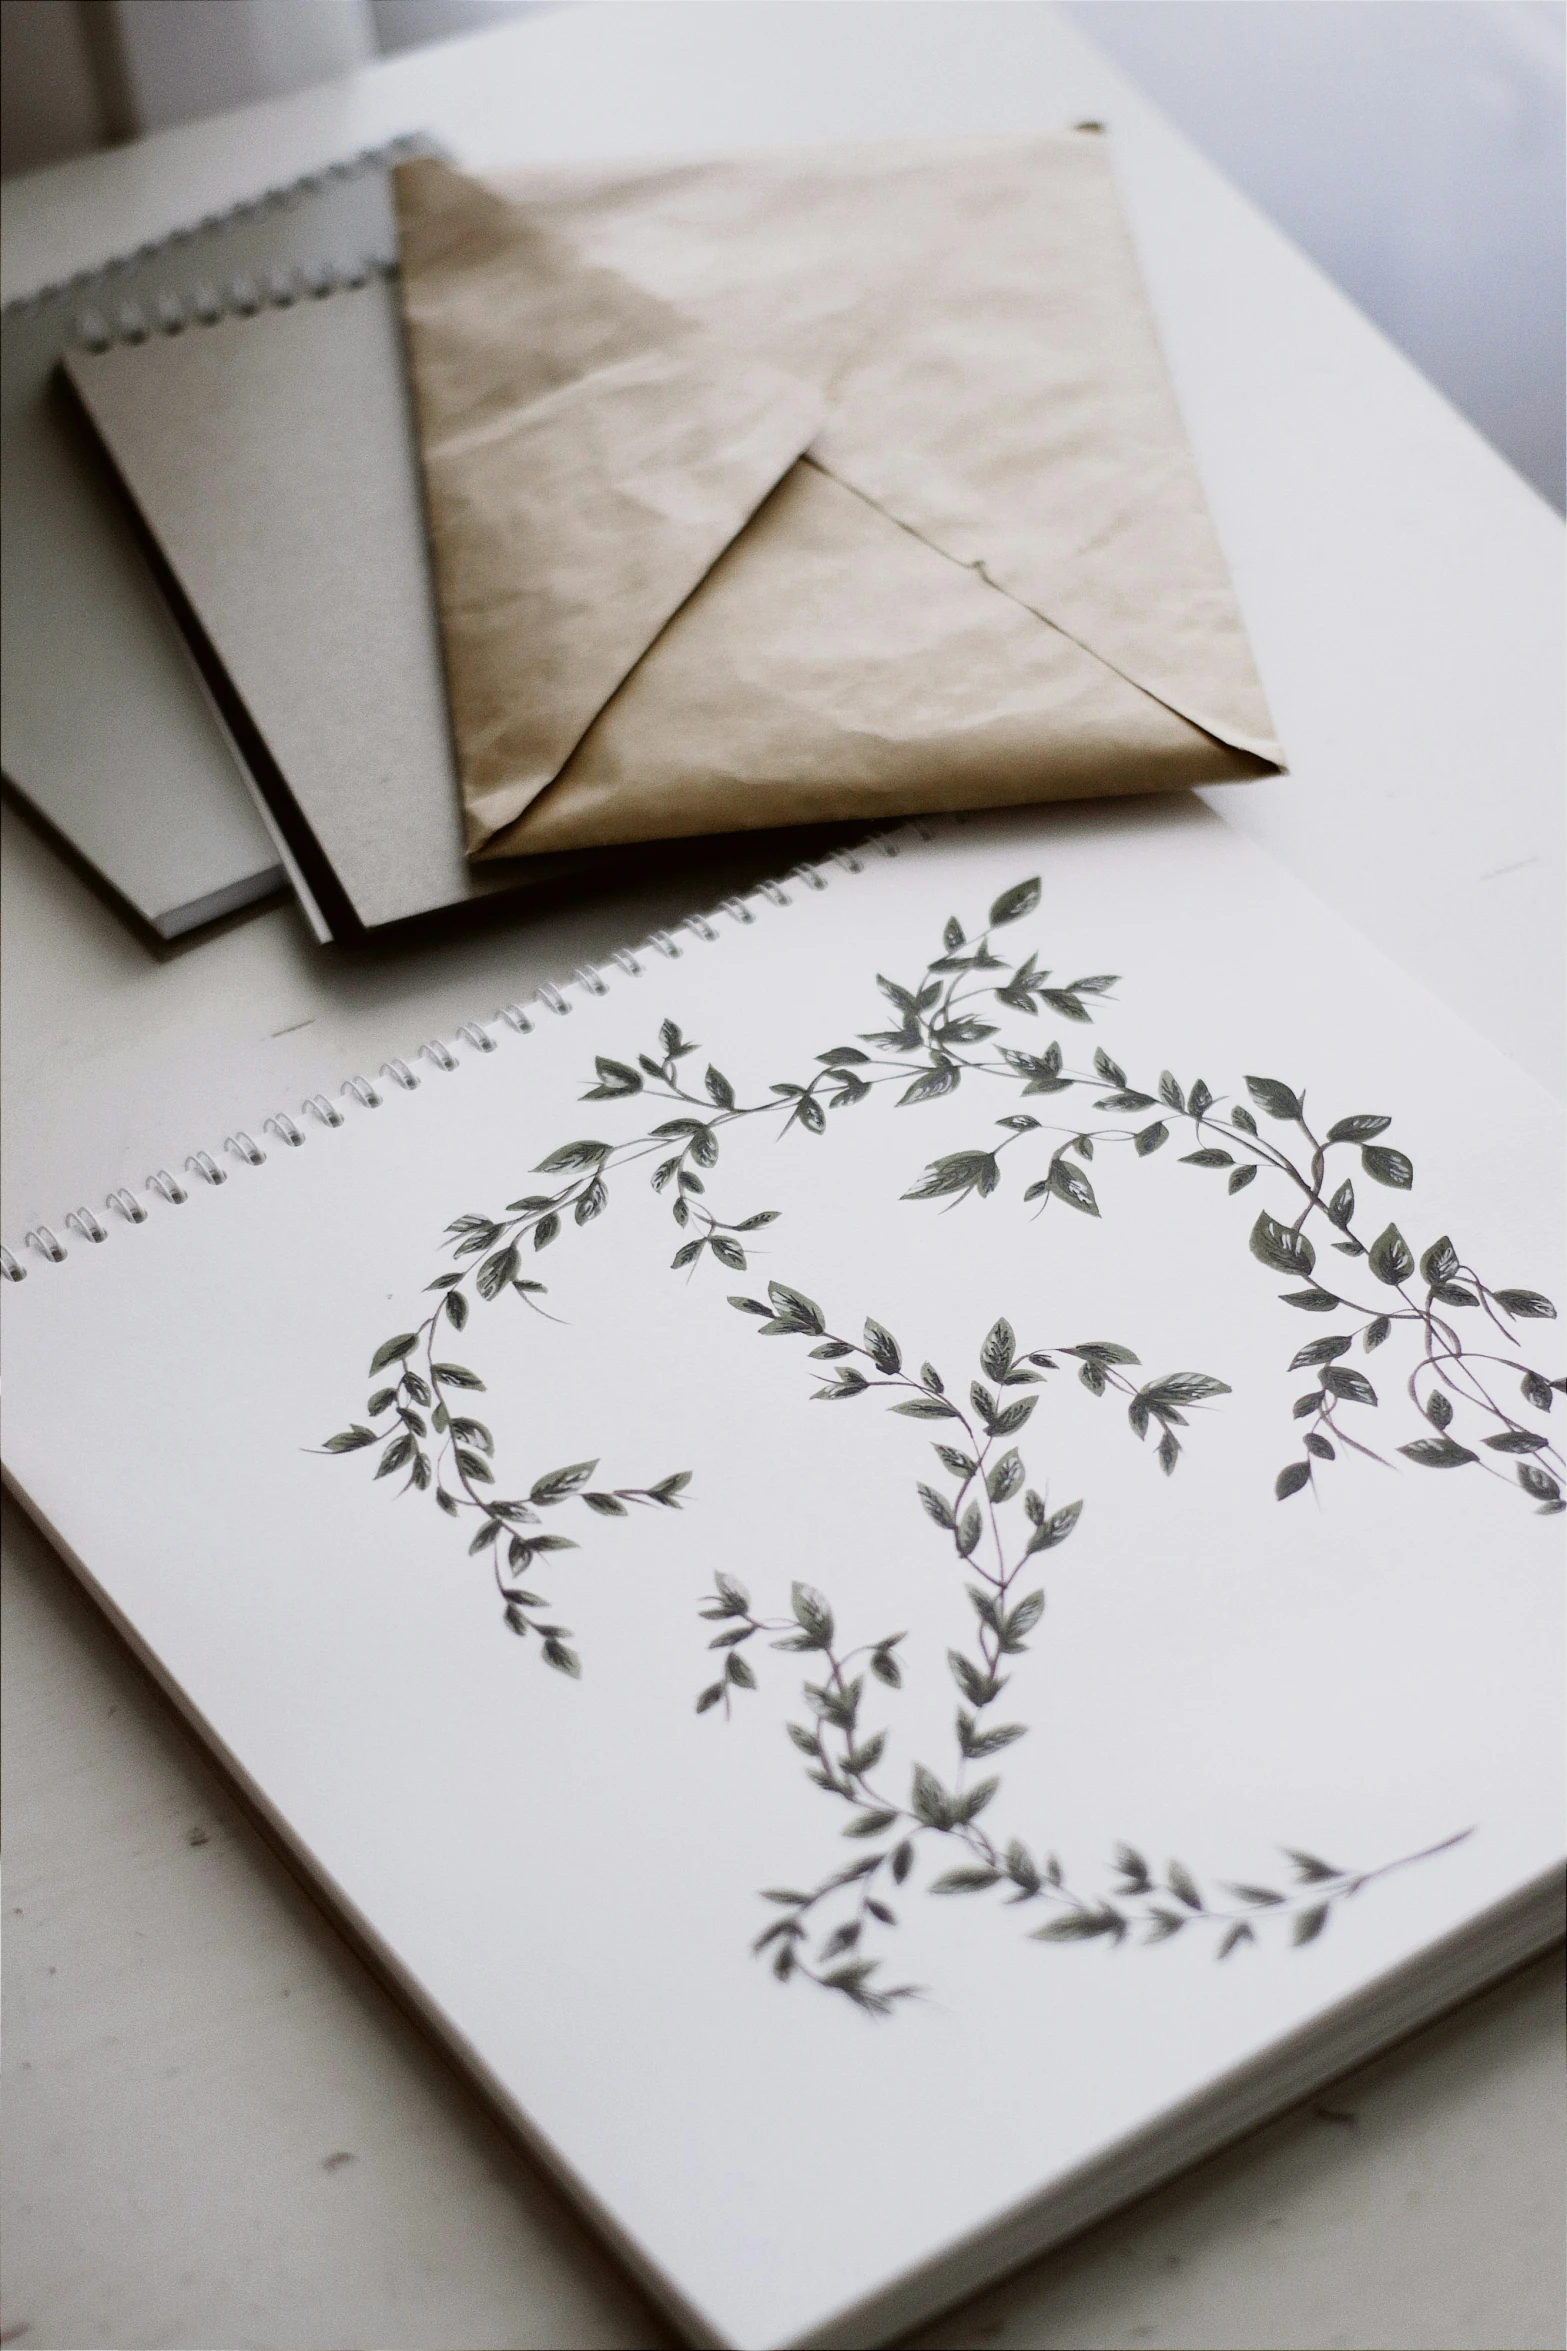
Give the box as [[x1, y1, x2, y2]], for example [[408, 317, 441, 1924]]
[[0, 140, 421, 938], [58, 255, 541, 939], [4, 138, 612, 944], [28, 129, 1287, 946], [3, 797, 1561, 2347]]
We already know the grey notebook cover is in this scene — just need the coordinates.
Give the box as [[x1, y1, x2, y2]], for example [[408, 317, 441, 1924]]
[[60, 257, 599, 938], [1, 140, 426, 940]]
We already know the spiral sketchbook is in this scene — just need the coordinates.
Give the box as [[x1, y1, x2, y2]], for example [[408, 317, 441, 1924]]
[[2, 799, 1562, 2350], [1, 139, 426, 939]]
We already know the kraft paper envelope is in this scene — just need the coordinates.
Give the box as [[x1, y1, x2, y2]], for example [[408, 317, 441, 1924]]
[[393, 138, 1283, 862]]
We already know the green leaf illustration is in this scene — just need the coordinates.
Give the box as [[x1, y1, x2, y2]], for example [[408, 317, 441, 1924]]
[[583, 1056, 643, 1100], [904, 1151, 1001, 1203], [988, 878, 1041, 926], [533, 1140, 610, 1173], [1320, 1366, 1377, 1406], [790, 1582, 835, 1649], [1032, 1910, 1125, 1943], [1361, 1145, 1414, 1190], [1492, 1289, 1557, 1319], [899, 1064, 960, 1107], [1368, 1225, 1415, 1287], [1398, 1437, 1478, 1468], [1048, 1158, 1099, 1217], [1245, 1076, 1302, 1122], [1250, 1212, 1316, 1279], [1290, 1336, 1353, 1369], [529, 1461, 598, 1505]]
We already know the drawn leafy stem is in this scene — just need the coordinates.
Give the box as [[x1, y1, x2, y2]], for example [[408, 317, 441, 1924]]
[[908, 1053, 1563, 1511], [350, 882, 1115, 1304], [327, 870, 1560, 1638], [697, 1291, 1462, 2012], [319, 1294, 689, 1673], [482, 878, 1560, 1510]]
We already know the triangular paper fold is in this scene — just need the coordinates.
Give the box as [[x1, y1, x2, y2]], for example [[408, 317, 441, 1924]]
[[392, 139, 1282, 860], [394, 159, 822, 843]]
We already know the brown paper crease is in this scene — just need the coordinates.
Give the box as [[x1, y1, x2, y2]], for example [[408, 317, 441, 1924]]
[[392, 138, 1282, 860]]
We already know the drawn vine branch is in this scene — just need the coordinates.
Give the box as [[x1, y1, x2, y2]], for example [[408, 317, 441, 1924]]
[[318, 1275, 689, 1676], [695, 1287, 1466, 2011], [323, 871, 1561, 1675]]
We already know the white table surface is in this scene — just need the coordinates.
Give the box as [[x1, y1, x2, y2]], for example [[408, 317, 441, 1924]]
[[2, 8, 1563, 2347]]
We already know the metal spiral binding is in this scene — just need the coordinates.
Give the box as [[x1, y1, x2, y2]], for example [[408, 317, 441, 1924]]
[[71, 252, 397, 355], [0, 823, 932, 1279], [2, 133, 427, 326]]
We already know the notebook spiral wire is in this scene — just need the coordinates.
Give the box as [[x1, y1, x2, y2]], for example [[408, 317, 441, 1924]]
[[68, 250, 399, 355], [1, 827, 932, 1283], [1, 133, 429, 328]]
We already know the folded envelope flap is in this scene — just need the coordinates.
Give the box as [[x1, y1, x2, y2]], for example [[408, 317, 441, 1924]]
[[809, 136, 1282, 767], [392, 157, 823, 846], [487, 135, 1282, 774]]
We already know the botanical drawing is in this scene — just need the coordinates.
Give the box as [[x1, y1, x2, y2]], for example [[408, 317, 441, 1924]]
[[324, 871, 1560, 1660], [697, 1285, 1467, 2012], [319, 1282, 689, 1677], [317, 864, 1555, 2001], [327, 874, 1561, 1589]]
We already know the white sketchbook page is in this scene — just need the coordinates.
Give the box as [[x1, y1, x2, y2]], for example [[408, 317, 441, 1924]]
[[3, 798, 1562, 2350]]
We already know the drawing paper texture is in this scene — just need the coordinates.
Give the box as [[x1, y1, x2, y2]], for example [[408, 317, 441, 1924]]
[[2, 802, 1561, 2349]]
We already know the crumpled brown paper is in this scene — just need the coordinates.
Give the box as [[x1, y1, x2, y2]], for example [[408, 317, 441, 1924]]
[[392, 137, 1282, 861]]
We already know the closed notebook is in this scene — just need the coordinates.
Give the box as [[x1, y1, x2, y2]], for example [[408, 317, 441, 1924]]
[[2, 800, 1561, 2350], [58, 262, 553, 940], [58, 259, 809, 941], [0, 140, 424, 940]]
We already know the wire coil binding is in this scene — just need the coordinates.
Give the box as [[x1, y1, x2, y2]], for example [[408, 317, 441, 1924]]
[[3, 132, 427, 325], [72, 254, 397, 353], [2, 823, 933, 1276]]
